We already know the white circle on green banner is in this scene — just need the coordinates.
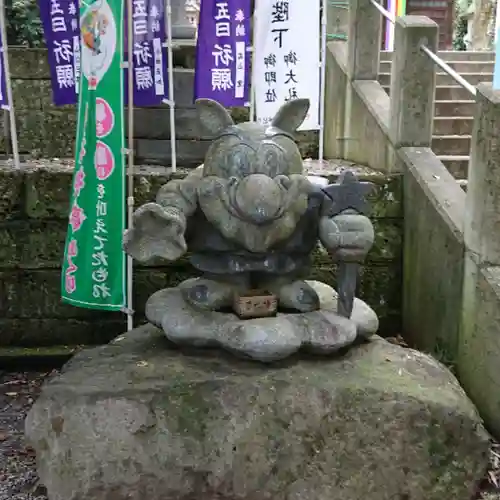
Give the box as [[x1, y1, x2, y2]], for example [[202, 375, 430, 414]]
[[80, 0, 117, 85]]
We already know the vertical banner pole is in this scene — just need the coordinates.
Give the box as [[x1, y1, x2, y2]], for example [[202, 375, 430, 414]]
[[249, 46, 255, 121], [250, 2, 259, 122], [0, 0, 20, 169], [318, 0, 327, 163], [165, 0, 177, 172], [126, 0, 135, 331]]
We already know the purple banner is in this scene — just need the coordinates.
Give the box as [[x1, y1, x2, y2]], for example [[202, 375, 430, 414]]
[[38, 0, 168, 106], [195, 0, 252, 107], [0, 18, 9, 109], [123, 0, 167, 106], [38, 0, 80, 106]]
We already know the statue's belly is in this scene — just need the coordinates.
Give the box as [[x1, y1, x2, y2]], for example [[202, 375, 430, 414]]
[[186, 200, 322, 275]]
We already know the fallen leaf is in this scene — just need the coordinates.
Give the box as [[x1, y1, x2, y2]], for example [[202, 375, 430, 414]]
[[136, 361, 148, 367], [2, 380, 20, 386], [19, 446, 36, 457], [488, 470, 499, 488], [0, 433, 7, 442], [5, 392, 17, 397]]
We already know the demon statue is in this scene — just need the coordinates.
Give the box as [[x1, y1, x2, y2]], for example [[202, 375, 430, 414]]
[[123, 98, 379, 362]]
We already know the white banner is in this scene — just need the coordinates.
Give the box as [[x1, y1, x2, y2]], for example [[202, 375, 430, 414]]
[[253, 0, 321, 131]]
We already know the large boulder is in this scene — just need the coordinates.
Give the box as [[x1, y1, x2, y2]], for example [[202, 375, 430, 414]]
[[25, 325, 489, 500]]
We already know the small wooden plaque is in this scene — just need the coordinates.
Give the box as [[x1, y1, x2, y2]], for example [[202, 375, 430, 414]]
[[233, 290, 278, 319]]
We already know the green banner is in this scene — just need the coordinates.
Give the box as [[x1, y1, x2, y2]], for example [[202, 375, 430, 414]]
[[61, 0, 126, 311]]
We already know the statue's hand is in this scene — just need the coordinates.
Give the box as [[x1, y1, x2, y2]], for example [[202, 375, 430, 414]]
[[123, 203, 187, 262], [319, 213, 374, 262]]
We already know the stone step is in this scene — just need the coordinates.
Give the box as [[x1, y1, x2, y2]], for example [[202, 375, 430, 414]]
[[435, 85, 476, 100], [433, 116, 473, 135], [438, 155, 469, 179], [434, 100, 475, 117], [383, 85, 474, 100], [378, 72, 492, 86], [432, 135, 471, 156], [380, 50, 495, 61], [379, 60, 494, 74]]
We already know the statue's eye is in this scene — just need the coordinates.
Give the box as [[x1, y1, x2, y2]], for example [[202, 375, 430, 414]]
[[257, 144, 284, 177], [226, 144, 255, 177]]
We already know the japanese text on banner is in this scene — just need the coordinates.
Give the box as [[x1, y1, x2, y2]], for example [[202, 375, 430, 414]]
[[254, 0, 321, 131], [194, 0, 251, 107], [61, 0, 126, 311], [124, 0, 166, 106], [38, 0, 80, 106], [39, 0, 168, 106]]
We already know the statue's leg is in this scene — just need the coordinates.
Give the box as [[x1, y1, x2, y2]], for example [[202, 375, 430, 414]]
[[258, 273, 320, 313], [180, 273, 249, 311]]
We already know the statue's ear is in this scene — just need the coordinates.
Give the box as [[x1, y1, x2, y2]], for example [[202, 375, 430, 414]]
[[271, 98, 310, 134], [195, 98, 235, 136]]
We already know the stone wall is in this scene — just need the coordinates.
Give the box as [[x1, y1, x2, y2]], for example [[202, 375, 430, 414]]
[[0, 163, 402, 348], [0, 48, 317, 164], [400, 148, 465, 362]]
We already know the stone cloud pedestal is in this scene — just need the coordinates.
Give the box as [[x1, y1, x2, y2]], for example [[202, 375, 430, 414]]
[[25, 325, 489, 500]]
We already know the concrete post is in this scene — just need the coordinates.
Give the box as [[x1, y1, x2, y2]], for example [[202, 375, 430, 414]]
[[464, 84, 500, 265], [389, 16, 438, 148], [347, 0, 381, 80]]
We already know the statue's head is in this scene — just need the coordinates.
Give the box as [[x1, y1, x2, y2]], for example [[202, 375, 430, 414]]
[[195, 98, 311, 231], [197, 97, 309, 179]]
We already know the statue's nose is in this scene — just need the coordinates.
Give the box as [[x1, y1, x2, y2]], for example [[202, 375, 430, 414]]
[[234, 174, 283, 224]]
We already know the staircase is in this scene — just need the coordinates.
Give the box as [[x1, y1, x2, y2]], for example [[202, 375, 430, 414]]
[[379, 51, 495, 179]]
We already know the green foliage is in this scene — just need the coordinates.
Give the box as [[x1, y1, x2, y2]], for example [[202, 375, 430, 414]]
[[452, 0, 469, 51], [433, 338, 457, 373], [5, 0, 45, 47], [453, 18, 467, 50]]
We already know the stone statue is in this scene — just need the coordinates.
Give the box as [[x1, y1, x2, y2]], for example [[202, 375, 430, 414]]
[[123, 98, 379, 361]]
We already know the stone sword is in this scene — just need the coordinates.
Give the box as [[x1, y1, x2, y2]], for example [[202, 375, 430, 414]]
[[322, 171, 374, 318]]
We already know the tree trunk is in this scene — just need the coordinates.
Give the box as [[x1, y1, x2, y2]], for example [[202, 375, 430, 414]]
[[471, 0, 496, 50]]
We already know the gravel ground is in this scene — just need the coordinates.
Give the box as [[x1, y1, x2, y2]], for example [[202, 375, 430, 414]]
[[1, 368, 499, 500], [0, 371, 53, 500]]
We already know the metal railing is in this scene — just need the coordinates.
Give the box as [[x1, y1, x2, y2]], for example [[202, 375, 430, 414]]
[[369, 0, 476, 96], [420, 45, 477, 96], [370, 0, 394, 23]]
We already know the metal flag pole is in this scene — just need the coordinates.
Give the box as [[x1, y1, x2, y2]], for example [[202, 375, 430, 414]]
[[0, 0, 20, 169], [318, 0, 328, 163], [164, 0, 177, 172], [125, 0, 135, 331], [249, 0, 258, 122], [248, 45, 255, 121]]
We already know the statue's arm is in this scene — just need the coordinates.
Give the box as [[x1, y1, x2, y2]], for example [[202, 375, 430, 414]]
[[318, 211, 375, 262], [155, 166, 202, 216], [123, 167, 202, 263]]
